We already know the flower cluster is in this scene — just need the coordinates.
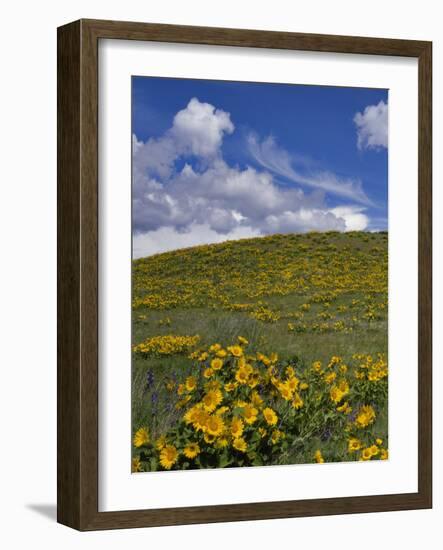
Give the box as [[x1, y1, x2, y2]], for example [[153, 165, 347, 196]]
[[132, 338, 388, 471], [249, 306, 281, 323], [347, 436, 388, 461], [133, 334, 200, 356]]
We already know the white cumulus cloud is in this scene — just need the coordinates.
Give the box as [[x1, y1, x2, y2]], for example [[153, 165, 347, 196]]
[[133, 223, 260, 258], [171, 97, 234, 157], [354, 100, 388, 151], [132, 97, 373, 256], [132, 98, 234, 183], [329, 206, 369, 231]]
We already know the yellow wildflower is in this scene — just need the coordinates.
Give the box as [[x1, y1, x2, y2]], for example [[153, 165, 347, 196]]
[[235, 366, 251, 384], [184, 405, 200, 425], [251, 390, 264, 408], [271, 430, 285, 444], [337, 401, 352, 414], [324, 372, 337, 384], [279, 382, 293, 401], [348, 438, 362, 452], [205, 414, 225, 437], [330, 379, 349, 404], [312, 361, 322, 372], [258, 427, 267, 438], [287, 376, 300, 392], [242, 404, 258, 425], [285, 366, 295, 378], [360, 447, 372, 461], [228, 345, 243, 357], [133, 427, 149, 448], [176, 396, 192, 409], [269, 352, 278, 363], [192, 408, 210, 432], [233, 437, 247, 452], [204, 433, 217, 444], [202, 389, 223, 412], [211, 358, 224, 371], [248, 371, 260, 388], [203, 382, 219, 395], [263, 407, 278, 426], [355, 405, 376, 428], [328, 356, 341, 368], [132, 457, 142, 472], [315, 449, 325, 463], [215, 436, 230, 449], [231, 417, 244, 438], [183, 443, 200, 459], [369, 445, 379, 457], [292, 392, 304, 410], [159, 445, 178, 469], [185, 376, 197, 392]]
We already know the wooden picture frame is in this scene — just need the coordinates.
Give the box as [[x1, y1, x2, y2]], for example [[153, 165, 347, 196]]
[[57, 18, 432, 530]]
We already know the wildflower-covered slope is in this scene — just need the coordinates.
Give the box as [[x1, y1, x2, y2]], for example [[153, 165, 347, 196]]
[[132, 231, 388, 470], [133, 231, 387, 362]]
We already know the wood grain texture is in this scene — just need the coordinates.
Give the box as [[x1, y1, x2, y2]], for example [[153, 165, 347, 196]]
[[83, 18, 429, 56], [57, 19, 432, 531], [417, 42, 432, 506], [57, 20, 81, 528]]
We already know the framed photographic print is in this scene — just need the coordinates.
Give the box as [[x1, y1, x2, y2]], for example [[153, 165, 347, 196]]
[[57, 19, 432, 530]]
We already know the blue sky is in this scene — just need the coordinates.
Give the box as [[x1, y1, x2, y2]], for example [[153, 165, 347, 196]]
[[132, 76, 388, 257]]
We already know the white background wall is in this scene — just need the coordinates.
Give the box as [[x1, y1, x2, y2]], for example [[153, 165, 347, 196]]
[[0, 0, 441, 547]]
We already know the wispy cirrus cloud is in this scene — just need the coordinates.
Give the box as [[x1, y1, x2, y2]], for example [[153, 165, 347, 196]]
[[248, 134, 373, 206]]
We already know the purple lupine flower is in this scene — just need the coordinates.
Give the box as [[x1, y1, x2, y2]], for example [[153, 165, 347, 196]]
[[145, 370, 154, 389]]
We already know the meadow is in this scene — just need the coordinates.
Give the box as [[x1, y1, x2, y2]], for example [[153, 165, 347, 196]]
[[131, 231, 388, 471]]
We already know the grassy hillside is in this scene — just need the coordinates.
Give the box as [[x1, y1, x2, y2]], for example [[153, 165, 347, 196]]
[[131, 231, 388, 468], [133, 231, 387, 360]]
